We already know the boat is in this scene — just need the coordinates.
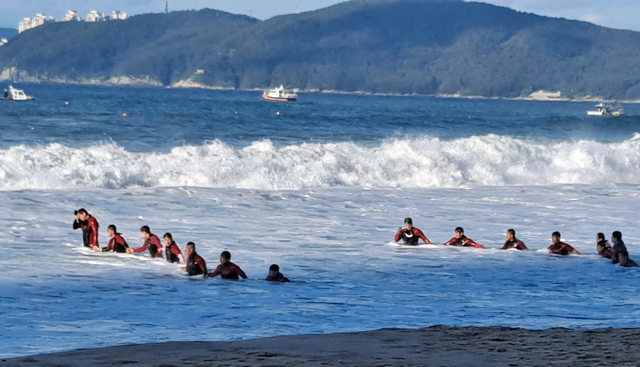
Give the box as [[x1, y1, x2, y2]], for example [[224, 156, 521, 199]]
[[2, 85, 35, 101], [587, 102, 624, 116], [262, 85, 297, 102]]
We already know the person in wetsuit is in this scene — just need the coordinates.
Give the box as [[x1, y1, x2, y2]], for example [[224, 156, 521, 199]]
[[548, 231, 580, 255], [610, 231, 639, 267], [596, 232, 613, 259], [209, 251, 247, 280], [162, 233, 184, 264], [394, 217, 431, 245], [96, 224, 129, 253], [443, 227, 485, 248], [265, 264, 290, 282], [182, 242, 207, 277], [73, 208, 100, 250], [501, 229, 527, 250], [126, 226, 163, 258]]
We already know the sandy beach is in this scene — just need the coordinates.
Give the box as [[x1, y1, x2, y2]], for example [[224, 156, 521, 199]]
[[3, 326, 639, 366]]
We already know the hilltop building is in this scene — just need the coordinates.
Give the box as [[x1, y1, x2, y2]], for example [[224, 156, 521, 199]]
[[110, 11, 128, 20], [86, 10, 105, 22], [63, 11, 81, 22], [18, 13, 55, 33]]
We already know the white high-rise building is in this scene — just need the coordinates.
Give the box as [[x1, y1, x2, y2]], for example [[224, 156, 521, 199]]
[[86, 10, 105, 22], [18, 13, 55, 33], [110, 11, 128, 20], [63, 10, 81, 22]]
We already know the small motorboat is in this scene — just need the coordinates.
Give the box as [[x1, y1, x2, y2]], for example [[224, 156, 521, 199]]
[[587, 102, 624, 116], [2, 85, 35, 101], [262, 85, 297, 102]]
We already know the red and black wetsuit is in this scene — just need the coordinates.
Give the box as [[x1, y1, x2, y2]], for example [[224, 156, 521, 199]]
[[103, 234, 129, 253], [548, 241, 579, 255], [210, 262, 247, 280], [165, 241, 183, 263], [501, 239, 527, 250], [73, 216, 99, 248], [443, 236, 485, 248], [266, 273, 290, 282], [394, 227, 431, 246], [131, 234, 163, 258], [186, 254, 207, 276]]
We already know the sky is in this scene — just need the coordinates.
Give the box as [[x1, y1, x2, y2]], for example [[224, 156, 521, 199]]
[[1, 0, 639, 32]]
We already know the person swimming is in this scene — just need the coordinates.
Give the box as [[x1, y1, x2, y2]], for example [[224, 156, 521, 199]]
[[209, 251, 247, 280], [596, 232, 613, 259], [73, 208, 100, 250], [182, 242, 208, 276], [394, 217, 431, 245], [162, 233, 184, 264], [126, 226, 163, 258], [501, 229, 527, 250], [96, 224, 129, 253], [548, 231, 580, 255], [265, 264, 290, 282], [443, 227, 485, 248], [610, 231, 639, 267]]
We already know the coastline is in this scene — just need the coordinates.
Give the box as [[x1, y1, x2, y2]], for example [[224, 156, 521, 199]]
[[3, 326, 640, 366]]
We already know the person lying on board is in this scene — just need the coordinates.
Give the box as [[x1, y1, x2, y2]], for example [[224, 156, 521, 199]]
[[394, 217, 431, 245], [209, 251, 247, 280], [94, 224, 129, 253], [126, 226, 163, 258], [443, 227, 485, 248], [596, 232, 613, 259], [548, 231, 580, 255], [182, 242, 208, 277], [611, 231, 639, 267], [163, 233, 184, 264], [73, 208, 100, 250], [501, 228, 527, 250], [265, 264, 290, 282]]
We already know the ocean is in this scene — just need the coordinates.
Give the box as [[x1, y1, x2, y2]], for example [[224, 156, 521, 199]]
[[1, 83, 639, 358]]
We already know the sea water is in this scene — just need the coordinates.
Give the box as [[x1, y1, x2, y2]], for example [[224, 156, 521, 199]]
[[1, 84, 639, 357]]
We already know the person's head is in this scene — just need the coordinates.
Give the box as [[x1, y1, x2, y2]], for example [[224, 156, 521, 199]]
[[184, 242, 196, 258], [76, 208, 89, 221], [404, 217, 413, 230], [269, 264, 280, 277], [596, 232, 605, 242], [506, 229, 516, 241], [455, 227, 464, 239], [139, 225, 151, 240], [106, 224, 117, 237], [163, 232, 173, 246], [220, 251, 231, 265], [551, 231, 561, 244], [611, 231, 622, 244]]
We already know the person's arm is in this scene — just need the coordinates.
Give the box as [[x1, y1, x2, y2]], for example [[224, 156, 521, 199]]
[[73, 219, 84, 230], [564, 243, 580, 255], [209, 265, 221, 277], [129, 241, 150, 253], [500, 241, 509, 250], [232, 265, 247, 279], [517, 240, 528, 250], [414, 228, 431, 244], [102, 238, 115, 252], [151, 236, 163, 253], [197, 258, 207, 276], [88, 219, 99, 248], [394, 228, 405, 242], [442, 237, 456, 246], [463, 238, 485, 249]]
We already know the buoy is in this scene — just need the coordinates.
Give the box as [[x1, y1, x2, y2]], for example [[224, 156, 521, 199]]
[[30, 127, 34, 130], [122, 113, 128, 117], [64, 101, 69, 105], [276, 111, 281, 116]]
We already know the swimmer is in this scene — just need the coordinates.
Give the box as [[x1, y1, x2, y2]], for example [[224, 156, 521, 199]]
[[394, 217, 431, 245], [596, 232, 613, 259], [73, 208, 100, 250], [209, 251, 247, 280], [611, 231, 639, 267], [163, 233, 184, 264], [182, 242, 207, 276], [443, 227, 485, 248], [548, 231, 580, 255], [501, 229, 527, 250], [96, 224, 129, 253], [265, 264, 290, 282], [126, 226, 163, 258]]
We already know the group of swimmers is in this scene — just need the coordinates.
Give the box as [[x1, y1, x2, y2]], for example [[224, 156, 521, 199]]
[[395, 217, 639, 267], [72, 208, 291, 281]]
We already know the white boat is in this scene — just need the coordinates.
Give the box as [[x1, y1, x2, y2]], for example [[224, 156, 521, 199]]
[[2, 85, 34, 101], [262, 85, 297, 102], [587, 102, 624, 116]]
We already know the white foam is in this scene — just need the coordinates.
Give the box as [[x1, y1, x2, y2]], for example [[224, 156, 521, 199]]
[[1, 135, 640, 190]]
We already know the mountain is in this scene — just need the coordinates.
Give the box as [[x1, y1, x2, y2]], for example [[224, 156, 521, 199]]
[[2, 0, 640, 99], [0, 28, 18, 39]]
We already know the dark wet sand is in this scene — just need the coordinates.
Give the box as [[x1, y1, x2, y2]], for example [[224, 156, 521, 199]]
[[3, 326, 640, 366]]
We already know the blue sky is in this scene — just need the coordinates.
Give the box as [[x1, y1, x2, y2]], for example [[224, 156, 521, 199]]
[[1, 0, 639, 32]]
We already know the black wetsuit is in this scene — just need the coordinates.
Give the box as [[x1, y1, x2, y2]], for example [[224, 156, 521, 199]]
[[266, 273, 291, 282], [597, 240, 613, 259], [73, 219, 89, 247], [165, 241, 182, 263], [612, 240, 639, 267]]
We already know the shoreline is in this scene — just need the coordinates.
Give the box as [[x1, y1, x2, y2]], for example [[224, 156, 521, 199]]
[[3, 326, 640, 366]]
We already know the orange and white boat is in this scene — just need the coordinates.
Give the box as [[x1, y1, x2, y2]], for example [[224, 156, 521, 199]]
[[262, 85, 297, 102]]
